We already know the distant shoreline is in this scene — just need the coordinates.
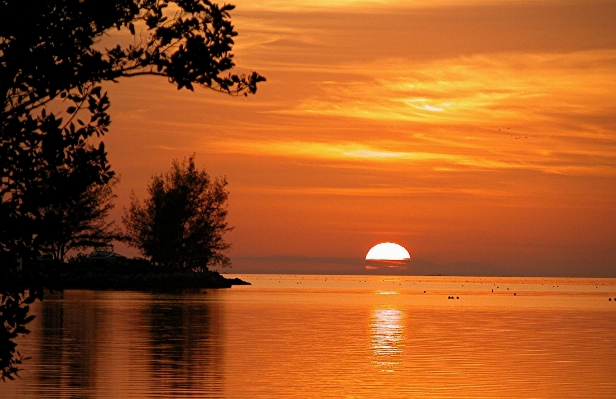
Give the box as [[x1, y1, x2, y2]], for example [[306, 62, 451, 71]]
[[220, 272, 616, 280], [37, 258, 251, 291]]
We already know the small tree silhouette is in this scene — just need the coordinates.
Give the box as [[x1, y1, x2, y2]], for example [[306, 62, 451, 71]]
[[39, 178, 122, 261], [123, 156, 231, 272]]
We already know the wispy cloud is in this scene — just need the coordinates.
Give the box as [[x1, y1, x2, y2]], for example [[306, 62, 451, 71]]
[[211, 139, 498, 166], [237, 50, 615, 176], [232, 185, 516, 198], [210, 136, 616, 176], [291, 51, 616, 125], [233, 0, 570, 12]]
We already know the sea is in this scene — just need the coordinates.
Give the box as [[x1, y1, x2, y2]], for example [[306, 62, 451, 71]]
[[3, 274, 616, 398]]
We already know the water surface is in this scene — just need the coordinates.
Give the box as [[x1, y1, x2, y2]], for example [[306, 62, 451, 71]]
[[4, 275, 616, 398]]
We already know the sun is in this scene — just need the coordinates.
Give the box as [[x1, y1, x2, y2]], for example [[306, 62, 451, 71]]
[[366, 242, 411, 261], [365, 242, 411, 271]]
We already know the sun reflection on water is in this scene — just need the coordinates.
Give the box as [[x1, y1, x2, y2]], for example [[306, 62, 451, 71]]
[[370, 306, 405, 372]]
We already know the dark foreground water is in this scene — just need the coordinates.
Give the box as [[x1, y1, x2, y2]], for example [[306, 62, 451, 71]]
[[3, 275, 616, 398]]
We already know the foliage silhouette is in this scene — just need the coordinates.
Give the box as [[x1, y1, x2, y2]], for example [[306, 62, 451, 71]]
[[39, 178, 123, 261], [124, 155, 232, 271], [1, 0, 263, 380]]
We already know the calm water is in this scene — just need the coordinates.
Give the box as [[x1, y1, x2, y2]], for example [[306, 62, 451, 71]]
[[3, 275, 616, 398]]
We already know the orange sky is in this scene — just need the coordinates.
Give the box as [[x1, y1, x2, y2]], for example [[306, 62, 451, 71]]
[[99, 0, 616, 276]]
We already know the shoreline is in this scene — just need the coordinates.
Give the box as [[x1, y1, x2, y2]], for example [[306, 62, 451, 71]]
[[35, 258, 251, 291]]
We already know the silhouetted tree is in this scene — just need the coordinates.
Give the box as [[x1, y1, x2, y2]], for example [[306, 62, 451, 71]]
[[39, 178, 122, 261], [1, 0, 263, 380], [123, 155, 231, 271]]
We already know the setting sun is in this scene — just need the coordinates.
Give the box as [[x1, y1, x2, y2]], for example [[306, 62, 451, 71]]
[[365, 242, 411, 271], [366, 242, 411, 261]]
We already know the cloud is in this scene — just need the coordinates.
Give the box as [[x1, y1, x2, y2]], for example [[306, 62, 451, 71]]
[[210, 131, 616, 176], [211, 139, 512, 167], [232, 185, 514, 198], [291, 51, 616, 125], [365, 259, 409, 271], [242, 51, 616, 176], [232, 0, 573, 13]]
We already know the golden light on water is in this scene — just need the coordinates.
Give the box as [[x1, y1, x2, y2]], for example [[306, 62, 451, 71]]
[[371, 307, 405, 372]]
